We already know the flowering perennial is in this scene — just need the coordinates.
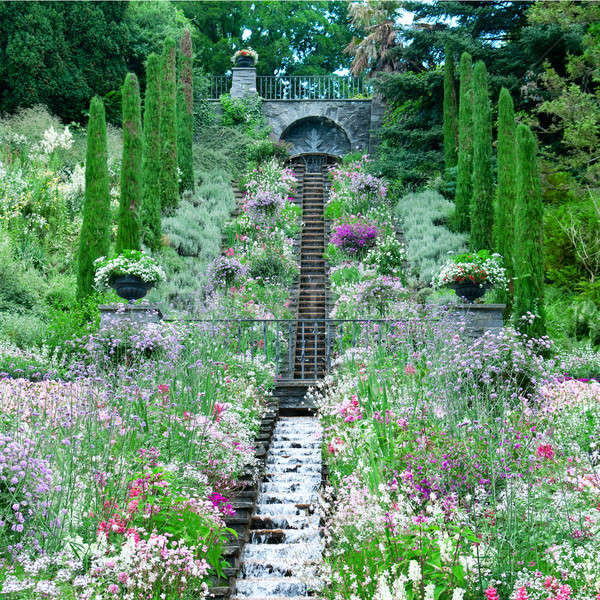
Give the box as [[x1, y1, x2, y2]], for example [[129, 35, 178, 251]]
[[94, 250, 166, 289]]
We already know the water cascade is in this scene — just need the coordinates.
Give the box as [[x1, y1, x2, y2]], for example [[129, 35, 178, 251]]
[[232, 416, 323, 599]]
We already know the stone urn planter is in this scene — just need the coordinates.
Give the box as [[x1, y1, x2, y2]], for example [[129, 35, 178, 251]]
[[110, 275, 153, 303], [449, 281, 489, 303], [235, 56, 255, 68]]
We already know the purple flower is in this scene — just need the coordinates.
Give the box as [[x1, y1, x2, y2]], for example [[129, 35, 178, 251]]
[[331, 216, 379, 255]]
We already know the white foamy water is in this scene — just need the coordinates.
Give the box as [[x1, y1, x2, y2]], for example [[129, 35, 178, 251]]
[[233, 417, 323, 599]]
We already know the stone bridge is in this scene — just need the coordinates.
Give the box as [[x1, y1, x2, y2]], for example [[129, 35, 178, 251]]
[[224, 68, 384, 156]]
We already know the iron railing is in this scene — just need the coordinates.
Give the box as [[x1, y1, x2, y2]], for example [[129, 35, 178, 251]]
[[258, 75, 372, 100], [201, 75, 373, 100], [169, 318, 427, 380], [205, 75, 232, 99]]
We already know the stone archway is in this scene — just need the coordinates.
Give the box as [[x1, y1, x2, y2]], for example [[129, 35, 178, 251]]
[[280, 116, 351, 158]]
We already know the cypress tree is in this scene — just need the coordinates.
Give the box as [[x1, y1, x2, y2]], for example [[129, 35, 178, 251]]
[[495, 87, 517, 312], [115, 72, 142, 253], [454, 52, 473, 233], [470, 60, 494, 251], [141, 53, 162, 250], [160, 37, 179, 212], [77, 96, 111, 298], [443, 45, 458, 170], [513, 124, 546, 338], [177, 29, 194, 192]]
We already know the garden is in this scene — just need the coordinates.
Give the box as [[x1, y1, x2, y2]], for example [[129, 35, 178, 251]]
[[0, 2, 599, 599]]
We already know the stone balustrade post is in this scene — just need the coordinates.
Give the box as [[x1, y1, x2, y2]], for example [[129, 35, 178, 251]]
[[231, 67, 257, 98]]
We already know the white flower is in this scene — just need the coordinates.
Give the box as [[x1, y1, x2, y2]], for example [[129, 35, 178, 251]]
[[452, 587, 466, 600], [408, 560, 421, 583], [425, 583, 436, 600], [373, 575, 393, 600], [392, 576, 407, 599]]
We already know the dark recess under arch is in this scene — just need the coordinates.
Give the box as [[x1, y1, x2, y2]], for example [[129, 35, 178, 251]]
[[280, 116, 351, 158]]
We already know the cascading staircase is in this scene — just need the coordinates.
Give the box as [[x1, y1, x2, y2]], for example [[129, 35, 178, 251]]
[[230, 155, 334, 600], [293, 162, 328, 380]]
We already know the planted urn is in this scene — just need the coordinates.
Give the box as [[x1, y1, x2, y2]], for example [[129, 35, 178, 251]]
[[94, 250, 166, 303], [232, 48, 258, 68], [432, 250, 507, 303]]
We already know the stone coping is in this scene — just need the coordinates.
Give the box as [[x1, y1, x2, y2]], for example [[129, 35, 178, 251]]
[[451, 303, 506, 311], [99, 303, 163, 316]]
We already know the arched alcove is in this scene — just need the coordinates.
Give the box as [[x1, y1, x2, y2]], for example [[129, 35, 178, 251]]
[[280, 116, 351, 157]]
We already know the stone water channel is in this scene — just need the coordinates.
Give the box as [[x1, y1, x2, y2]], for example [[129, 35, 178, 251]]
[[217, 155, 330, 599], [232, 416, 323, 599], [232, 159, 329, 598]]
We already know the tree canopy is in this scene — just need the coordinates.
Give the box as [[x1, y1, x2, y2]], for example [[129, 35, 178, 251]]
[[0, 1, 356, 123], [369, 0, 589, 187]]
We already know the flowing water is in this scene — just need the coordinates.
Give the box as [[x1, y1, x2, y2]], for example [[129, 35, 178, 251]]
[[233, 416, 323, 599]]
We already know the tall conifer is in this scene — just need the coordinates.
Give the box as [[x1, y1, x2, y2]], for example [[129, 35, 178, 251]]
[[454, 52, 473, 232], [470, 60, 494, 251], [77, 97, 111, 298], [141, 53, 162, 250], [495, 87, 517, 312], [160, 37, 179, 212], [116, 73, 142, 253], [177, 29, 194, 192], [443, 46, 458, 170], [513, 124, 546, 338]]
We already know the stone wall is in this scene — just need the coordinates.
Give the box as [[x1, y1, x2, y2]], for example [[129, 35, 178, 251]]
[[262, 100, 373, 154], [451, 304, 505, 338]]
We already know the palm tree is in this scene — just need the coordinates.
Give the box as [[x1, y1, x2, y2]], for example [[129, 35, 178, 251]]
[[345, 1, 402, 76]]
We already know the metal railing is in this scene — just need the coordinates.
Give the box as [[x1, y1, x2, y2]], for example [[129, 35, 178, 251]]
[[201, 75, 373, 100], [172, 318, 427, 380], [257, 75, 373, 100], [204, 75, 231, 99]]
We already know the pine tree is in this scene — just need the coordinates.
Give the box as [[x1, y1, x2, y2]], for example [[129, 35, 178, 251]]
[[177, 29, 194, 193], [443, 45, 458, 170], [454, 52, 473, 233], [495, 87, 517, 312], [77, 96, 111, 298], [513, 124, 546, 338], [115, 72, 142, 253], [140, 53, 162, 250], [470, 60, 494, 251], [160, 37, 179, 212]]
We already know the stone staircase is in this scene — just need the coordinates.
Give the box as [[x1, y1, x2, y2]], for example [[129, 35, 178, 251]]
[[294, 169, 327, 380]]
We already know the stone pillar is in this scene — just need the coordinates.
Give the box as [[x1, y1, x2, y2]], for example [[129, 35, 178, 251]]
[[450, 304, 505, 338], [231, 67, 257, 98], [368, 93, 386, 154]]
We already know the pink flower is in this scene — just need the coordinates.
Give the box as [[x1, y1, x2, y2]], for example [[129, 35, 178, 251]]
[[213, 402, 226, 423], [158, 384, 169, 395], [108, 584, 119, 595], [225, 247, 235, 256], [485, 588, 499, 600], [514, 587, 528, 600], [537, 444, 555, 460], [118, 572, 128, 584], [404, 364, 416, 375]]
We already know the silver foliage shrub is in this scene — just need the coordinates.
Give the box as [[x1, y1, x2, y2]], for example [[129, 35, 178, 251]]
[[150, 169, 235, 311], [395, 190, 468, 285]]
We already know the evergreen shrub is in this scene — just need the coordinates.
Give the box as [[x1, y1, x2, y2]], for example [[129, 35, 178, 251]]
[[159, 37, 179, 212], [141, 53, 163, 250], [513, 124, 546, 337], [470, 60, 494, 251], [454, 52, 474, 233], [115, 73, 142, 253], [77, 96, 111, 298]]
